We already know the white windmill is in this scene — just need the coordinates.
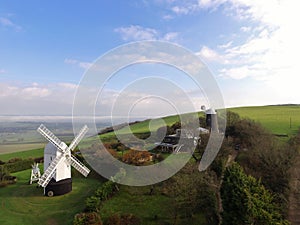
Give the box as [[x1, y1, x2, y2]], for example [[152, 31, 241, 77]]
[[29, 162, 41, 184], [37, 124, 90, 197]]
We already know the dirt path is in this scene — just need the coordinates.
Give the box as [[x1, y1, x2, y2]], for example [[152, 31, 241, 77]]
[[288, 153, 300, 224]]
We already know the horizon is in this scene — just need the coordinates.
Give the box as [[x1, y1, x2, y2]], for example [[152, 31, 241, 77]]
[[1, 104, 299, 123]]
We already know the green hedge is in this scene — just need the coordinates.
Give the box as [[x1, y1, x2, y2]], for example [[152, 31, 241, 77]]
[[85, 181, 117, 212], [0, 158, 34, 173]]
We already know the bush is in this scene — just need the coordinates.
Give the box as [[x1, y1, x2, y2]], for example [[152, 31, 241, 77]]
[[85, 181, 118, 212], [106, 214, 121, 225], [7, 157, 22, 163], [107, 213, 141, 225], [85, 196, 101, 212], [94, 181, 115, 201], [0, 166, 9, 181], [122, 150, 151, 165], [73, 212, 102, 225], [1, 158, 34, 173]]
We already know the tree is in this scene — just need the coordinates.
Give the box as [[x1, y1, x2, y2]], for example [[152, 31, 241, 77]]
[[0, 166, 9, 182], [122, 150, 151, 165], [221, 163, 289, 225]]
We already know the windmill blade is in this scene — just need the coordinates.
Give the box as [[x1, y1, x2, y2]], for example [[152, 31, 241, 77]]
[[69, 155, 90, 177], [37, 124, 67, 152], [38, 154, 65, 187], [68, 125, 89, 152]]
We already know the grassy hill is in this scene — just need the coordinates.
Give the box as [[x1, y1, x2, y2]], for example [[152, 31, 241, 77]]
[[229, 105, 300, 136], [102, 105, 300, 139], [1, 105, 300, 225], [0, 148, 43, 162], [0, 169, 101, 225]]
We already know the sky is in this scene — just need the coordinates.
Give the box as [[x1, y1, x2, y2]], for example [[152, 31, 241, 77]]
[[0, 0, 299, 116]]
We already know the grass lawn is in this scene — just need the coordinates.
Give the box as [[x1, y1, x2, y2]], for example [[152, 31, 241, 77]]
[[229, 105, 300, 136], [0, 148, 44, 162], [0, 169, 101, 225], [100, 186, 207, 225]]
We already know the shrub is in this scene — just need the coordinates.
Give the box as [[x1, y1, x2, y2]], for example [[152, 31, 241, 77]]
[[85, 196, 101, 212], [7, 157, 22, 163], [122, 150, 151, 165], [73, 212, 102, 225], [94, 181, 115, 201], [107, 213, 141, 225], [1, 158, 34, 173], [106, 214, 121, 225]]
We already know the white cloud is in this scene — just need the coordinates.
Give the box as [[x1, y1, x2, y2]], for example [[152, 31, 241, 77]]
[[240, 26, 251, 32], [21, 87, 51, 98], [161, 0, 226, 15], [64, 58, 78, 64], [0, 82, 80, 115], [114, 25, 179, 42], [0, 17, 21, 31], [64, 58, 92, 69], [114, 25, 158, 41], [219, 66, 252, 80], [78, 62, 93, 69], [58, 82, 78, 89], [162, 14, 174, 20], [0, 69, 6, 74], [0, 84, 51, 98], [171, 6, 190, 15], [162, 32, 179, 41], [196, 46, 225, 63]]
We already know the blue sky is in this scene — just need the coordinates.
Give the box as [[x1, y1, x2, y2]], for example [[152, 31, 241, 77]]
[[0, 0, 299, 116]]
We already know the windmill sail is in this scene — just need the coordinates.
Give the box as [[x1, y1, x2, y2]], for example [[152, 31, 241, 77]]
[[68, 155, 90, 177], [37, 124, 67, 152], [68, 125, 88, 151], [37, 124, 90, 188], [38, 154, 65, 187]]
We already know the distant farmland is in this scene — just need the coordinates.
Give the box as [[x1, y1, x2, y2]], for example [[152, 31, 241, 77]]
[[229, 105, 300, 136]]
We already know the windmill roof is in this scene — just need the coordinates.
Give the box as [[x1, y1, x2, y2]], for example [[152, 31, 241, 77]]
[[44, 142, 58, 154], [205, 108, 216, 114]]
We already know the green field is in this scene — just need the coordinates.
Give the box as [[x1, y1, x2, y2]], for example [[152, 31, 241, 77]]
[[0, 148, 44, 162], [100, 186, 206, 225], [0, 169, 101, 225], [229, 105, 300, 136], [107, 105, 300, 138], [0, 143, 44, 155]]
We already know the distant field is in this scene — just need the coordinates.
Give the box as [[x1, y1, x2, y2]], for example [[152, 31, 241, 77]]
[[0, 143, 44, 155], [0, 169, 101, 225], [0, 148, 43, 162], [229, 105, 300, 136]]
